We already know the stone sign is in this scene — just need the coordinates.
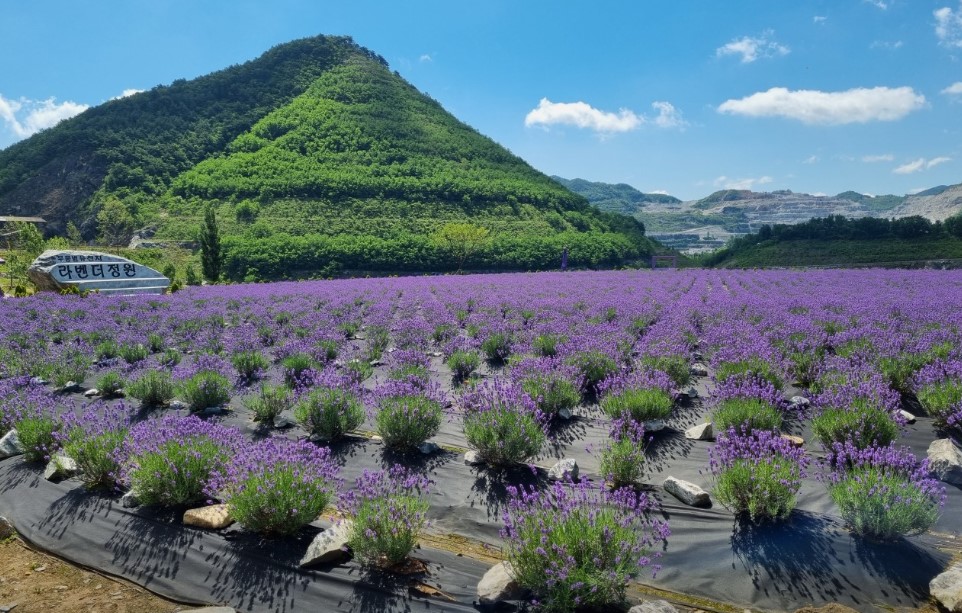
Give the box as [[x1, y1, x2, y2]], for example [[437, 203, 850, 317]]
[[28, 250, 170, 295]]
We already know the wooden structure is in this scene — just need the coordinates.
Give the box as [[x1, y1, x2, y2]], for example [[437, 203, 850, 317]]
[[650, 254, 678, 269]]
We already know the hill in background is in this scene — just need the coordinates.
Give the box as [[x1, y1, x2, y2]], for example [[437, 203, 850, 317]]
[[0, 35, 654, 280]]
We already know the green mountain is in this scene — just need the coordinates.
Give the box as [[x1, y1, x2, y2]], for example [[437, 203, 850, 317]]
[[0, 35, 652, 280], [552, 176, 681, 215]]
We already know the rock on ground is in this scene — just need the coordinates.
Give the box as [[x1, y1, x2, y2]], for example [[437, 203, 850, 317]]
[[643, 419, 667, 432], [180, 608, 237, 613], [928, 439, 962, 485], [663, 476, 711, 508], [464, 450, 484, 466], [0, 431, 25, 460], [43, 454, 79, 482], [792, 606, 860, 613], [0, 516, 14, 539], [690, 363, 709, 377], [780, 434, 805, 448], [183, 504, 234, 530], [477, 561, 521, 605], [684, 422, 713, 441], [120, 490, 140, 509], [299, 521, 353, 567], [547, 458, 579, 482], [628, 601, 679, 613], [788, 396, 810, 408], [931, 562, 962, 612]]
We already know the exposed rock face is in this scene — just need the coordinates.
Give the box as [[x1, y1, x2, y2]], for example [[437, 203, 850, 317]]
[[684, 422, 713, 440], [299, 521, 353, 567], [43, 454, 79, 482], [547, 458, 579, 482], [477, 561, 522, 605], [0, 430, 25, 460], [27, 250, 169, 295]]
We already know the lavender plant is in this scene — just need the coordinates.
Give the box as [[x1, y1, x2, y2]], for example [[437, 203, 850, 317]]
[[117, 415, 243, 507], [715, 357, 784, 391], [502, 481, 669, 612], [244, 384, 291, 425], [599, 420, 647, 489], [179, 370, 232, 412], [57, 402, 132, 490], [711, 398, 783, 434], [710, 427, 808, 523], [460, 378, 547, 466], [95, 371, 126, 398], [341, 466, 431, 567], [447, 350, 481, 380], [511, 358, 581, 418], [566, 350, 618, 391], [294, 379, 365, 441], [823, 442, 945, 539], [231, 349, 269, 382], [811, 399, 899, 450], [281, 352, 318, 386], [374, 380, 444, 449], [127, 370, 175, 407], [209, 437, 339, 536]]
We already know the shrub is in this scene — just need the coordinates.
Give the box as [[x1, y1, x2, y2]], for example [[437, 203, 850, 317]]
[[180, 370, 232, 412], [147, 333, 166, 353], [641, 354, 691, 388], [51, 349, 90, 388], [294, 386, 365, 442], [601, 387, 673, 423], [119, 343, 149, 365], [460, 379, 546, 466], [599, 420, 647, 489], [823, 442, 945, 539], [811, 400, 899, 450], [281, 352, 317, 386], [231, 350, 269, 382], [712, 397, 782, 434], [447, 350, 480, 380], [566, 350, 619, 391], [244, 384, 291, 425], [532, 333, 565, 357], [513, 359, 581, 418], [344, 358, 374, 383], [117, 415, 242, 507], [342, 466, 430, 567], [481, 331, 513, 363], [211, 438, 339, 536], [365, 326, 390, 361], [14, 409, 61, 463], [374, 381, 444, 449], [715, 358, 783, 390], [916, 378, 962, 427], [58, 403, 132, 490], [95, 340, 119, 361], [96, 372, 126, 398], [503, 481, 669, 613], [710, 427, 808, 523], [160, 348, 182, 368]]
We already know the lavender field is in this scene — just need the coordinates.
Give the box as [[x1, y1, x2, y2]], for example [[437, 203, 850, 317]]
[[1, 268, 961, 613]]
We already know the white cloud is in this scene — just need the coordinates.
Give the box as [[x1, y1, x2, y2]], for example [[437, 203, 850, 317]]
[[714, 175, 773, 190], [893, 156, 952, 174], [865, 0, 889, 9], [870, 40, 904, 49], [650, 101, 688, 129], [525, 98, 643, 133], [803, 155, 819, 164], [112, 88, 144, 100], [718, 86, 925, 125], [862, 154, 894, 162], [935, 3, 962, 48], [0, 94, 88, 141], [716, 30, 790, 63], [419, 54, 433, 63], [813, 15, 827, 24], [649, 189, 670, 195], [525, 98, 687, 134], [942, 81, 962, 95]]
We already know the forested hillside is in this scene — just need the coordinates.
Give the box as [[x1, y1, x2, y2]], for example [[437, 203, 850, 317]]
[[0, 35, 653, 280]]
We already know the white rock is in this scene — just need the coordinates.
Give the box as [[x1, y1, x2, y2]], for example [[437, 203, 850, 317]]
[[60, 381, 80, 393], [928, 439, 962, 485], [183, 504, 234, 530], [300, 521, 353, 567], [120, 490, 140, 509], [788, 396, 810, 408], [368, 359, 384, 367], [780, 434, 805, 448], [83, 389, 99, 398], [684, 422, 713, 441], [169, 400, 188, 410], [370, 435, 383, 442], [464, 450, 484, 466], [548, 458, 579, 482], [201, 405, 224, 416], [690, 363, 709, 377], [43, 454, 79, 482], [29, 376, 47, 386], [418, 442, 440, 455], [477, 561, 521, 605], [272, 411, 296, 429], [663, 476, 711, 508], [898, 409, 916, 424], [0, 516, 14, 539], [629, 601, 679, 613], [643, 419, 667, 433], [930, 562, 962, 612], [686, 386, 699, 399], [557, 407, 573, 421], [0, 430, 25, 460]]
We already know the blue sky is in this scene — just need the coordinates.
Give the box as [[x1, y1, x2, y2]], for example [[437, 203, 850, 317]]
[[1, 0, 960, 200]]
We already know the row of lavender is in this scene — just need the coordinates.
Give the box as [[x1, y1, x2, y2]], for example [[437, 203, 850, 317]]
[[1, 269, 961, 611]]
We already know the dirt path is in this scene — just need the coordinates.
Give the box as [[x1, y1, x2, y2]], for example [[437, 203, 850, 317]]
[[0, 537, 187, 613]]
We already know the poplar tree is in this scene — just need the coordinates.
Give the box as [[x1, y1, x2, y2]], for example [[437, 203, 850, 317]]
[[199, 206, 222, 282]]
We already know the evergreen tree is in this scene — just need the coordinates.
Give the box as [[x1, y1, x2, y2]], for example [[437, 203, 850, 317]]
[[199, 206, 222, 282]]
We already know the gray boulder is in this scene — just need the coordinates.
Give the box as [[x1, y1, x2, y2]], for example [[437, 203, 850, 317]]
[[464, 450, 484, 466], [548, 458, 579, 482], [930, 562, 962, 612], [684, 422, 713, 441], [43, 454, 79, 482], [690, 363, 709, 377], [663, 476, 711, 508], [0, 516, 14, 539], [418, 442, 440, 455], [0, 430, 25, 460], [477, 561, 522, 605], [928, 439, 962, 485], [120, 490, 141, 509], [300, 521, 353, 567], [643, 419, 667, 433]]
